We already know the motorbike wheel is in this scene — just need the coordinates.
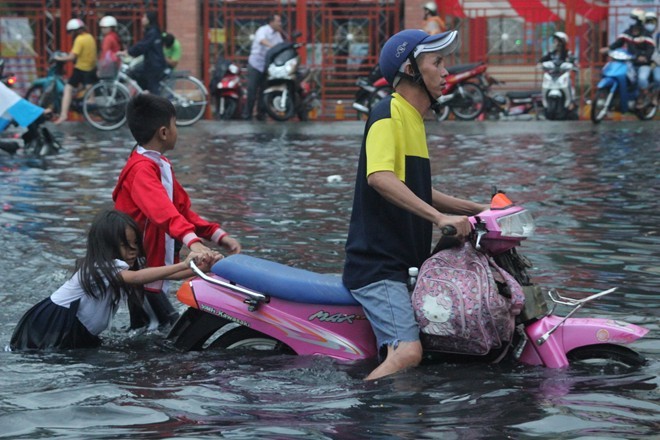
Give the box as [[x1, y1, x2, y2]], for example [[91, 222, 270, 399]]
[[451, 83, 485, 120], [434, 105, 450, 122], [166, 307, 231, 351], [567, 344, 646, 370], [545, 98, 561, 120], [635, 102, 658, 121], [590, 88, 611, 124], [263, 89, 295, 121], [25, 84, 58, 111], [208, 326, 295, 353], [219, 97, 238, 120]]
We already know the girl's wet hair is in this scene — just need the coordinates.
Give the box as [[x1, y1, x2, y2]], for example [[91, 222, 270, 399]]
[[76, 209, 145, 305], [126, 93, 176, 145]]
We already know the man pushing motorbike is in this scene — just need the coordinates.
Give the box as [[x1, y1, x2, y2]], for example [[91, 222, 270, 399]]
[[343, 29, 488, 381]]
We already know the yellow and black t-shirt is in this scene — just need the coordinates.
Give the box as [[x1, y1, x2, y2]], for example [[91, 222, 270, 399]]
[[343, 93, 432, 290]]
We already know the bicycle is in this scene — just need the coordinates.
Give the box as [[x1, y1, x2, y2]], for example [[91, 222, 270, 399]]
[[83, 58, 208, 130]]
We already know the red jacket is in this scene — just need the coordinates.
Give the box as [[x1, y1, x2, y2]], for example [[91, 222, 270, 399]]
[[112, 150, 225, 290]]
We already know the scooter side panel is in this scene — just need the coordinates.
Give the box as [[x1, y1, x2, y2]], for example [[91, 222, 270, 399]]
[[188, 279, 377, 360]]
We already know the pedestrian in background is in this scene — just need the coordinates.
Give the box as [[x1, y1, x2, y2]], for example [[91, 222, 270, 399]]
[[422, 2, 445, 35], [54, 19, 97, 124], [118, 12, 167, 94], [242, 14, 284, 121], [163, 32, 182, 70], [97, 16, 122, 79]]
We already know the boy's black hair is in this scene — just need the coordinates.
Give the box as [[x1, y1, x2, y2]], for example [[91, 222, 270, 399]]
[[163, 32, 175, 48], [126, 93, 176, 145]]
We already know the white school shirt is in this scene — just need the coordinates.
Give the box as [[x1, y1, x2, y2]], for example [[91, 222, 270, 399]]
[[50, 259, 130, 336]]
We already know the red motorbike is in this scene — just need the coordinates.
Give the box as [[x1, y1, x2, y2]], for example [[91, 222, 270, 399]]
[[352, 62, 489, 121], [352, 64, 392, 119], [434, 62, 489, 121], [209, 56, 243, 120]]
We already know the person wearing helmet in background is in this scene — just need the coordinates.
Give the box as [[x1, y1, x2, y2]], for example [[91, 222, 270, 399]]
[[97, 16, 122, 78], [539, 31, 573, 64], [643, 11, 659, 106], [422, 2, 445, 35], [54, 18, 97, 124], [343, 29, 488, 381], [117, 12, 167, 94], [600, 8, 656, 108]]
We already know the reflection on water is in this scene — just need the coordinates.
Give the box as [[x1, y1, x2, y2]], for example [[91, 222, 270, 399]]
[[0, 121, 657, 438]]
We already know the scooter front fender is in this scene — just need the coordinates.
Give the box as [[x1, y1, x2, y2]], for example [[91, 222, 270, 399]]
[[520, 315, 648, 368], [596, 77, 617, 92], [263, 83, 290, 94], [179, 277, 377, 360]]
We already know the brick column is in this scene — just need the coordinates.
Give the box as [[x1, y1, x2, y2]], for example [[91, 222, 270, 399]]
[[166, 0, 200, 78], [404, 0, 428, 30]]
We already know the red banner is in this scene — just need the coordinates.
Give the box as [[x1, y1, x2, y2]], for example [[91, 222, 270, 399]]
[[508, 0, 560, 23]]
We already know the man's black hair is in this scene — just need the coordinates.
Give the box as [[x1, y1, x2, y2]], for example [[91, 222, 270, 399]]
[[126, 93, 176, 145]]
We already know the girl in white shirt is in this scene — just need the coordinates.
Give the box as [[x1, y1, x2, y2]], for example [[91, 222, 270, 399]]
[[9, 209, 219, 350]]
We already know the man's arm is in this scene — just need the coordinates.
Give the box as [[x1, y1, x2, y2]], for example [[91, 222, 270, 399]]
[[367, 171, 473, 237]]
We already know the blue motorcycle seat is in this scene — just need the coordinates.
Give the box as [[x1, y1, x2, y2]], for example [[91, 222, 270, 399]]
[[210, 254, 359, 306]]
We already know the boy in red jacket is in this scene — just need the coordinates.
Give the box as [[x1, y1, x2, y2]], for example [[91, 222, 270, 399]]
[[113, 93, 241, 329]]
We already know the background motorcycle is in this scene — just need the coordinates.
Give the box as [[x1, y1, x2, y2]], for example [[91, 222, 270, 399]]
[[0, 59, 17, 88], [352, 64, 392, 118], [167, 191, 648, 370], [353, 62, 488, 122], [541, 59, 579, 120], [591, 49, 658, 123], [1, 59, 60, 157], [209, 56, 243, 120], [23, 51, 83, 115], [261, 35, 320, 121], [434, 62, 488, 121], [483, 77, 545, 121]]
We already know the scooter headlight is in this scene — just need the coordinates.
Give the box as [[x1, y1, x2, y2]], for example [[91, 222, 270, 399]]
[[496, 210, 536, 237]]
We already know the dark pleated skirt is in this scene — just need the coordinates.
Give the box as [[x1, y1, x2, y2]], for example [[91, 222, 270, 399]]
[[9, 297, 101, 350]]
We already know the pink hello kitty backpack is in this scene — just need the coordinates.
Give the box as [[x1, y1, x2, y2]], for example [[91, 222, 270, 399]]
[[411, 242, 525, 356]]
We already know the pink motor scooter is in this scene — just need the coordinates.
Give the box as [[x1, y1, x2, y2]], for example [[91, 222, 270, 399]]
[[167, 191, 648, 368]]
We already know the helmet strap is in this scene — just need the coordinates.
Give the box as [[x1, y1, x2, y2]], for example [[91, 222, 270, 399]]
[[406, 53, 443, 113]]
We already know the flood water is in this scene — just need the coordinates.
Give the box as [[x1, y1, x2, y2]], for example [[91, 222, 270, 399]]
[[0, 120, 658, 439]]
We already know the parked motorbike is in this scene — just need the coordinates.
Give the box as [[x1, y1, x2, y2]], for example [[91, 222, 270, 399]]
[[591, 49, 658, 123], [209, 56, 243, 120], [261, 36, 320, 121], [541, 59, 579, 120], [353, 62, 488, 122], [352, 64, 392, 119], [0, 59, 17, 88], [1, 59, 60, 157], [434, 62, 489, 121], [23, 51, 77, 114], [483, 80, 545, 121], [167, 190, 648, 370]]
